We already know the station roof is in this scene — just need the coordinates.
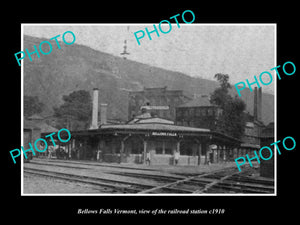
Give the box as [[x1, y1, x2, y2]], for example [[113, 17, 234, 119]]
[[70, 121, 241, 146], [127, 117, 174, 125], [100, 123, 210, 133]]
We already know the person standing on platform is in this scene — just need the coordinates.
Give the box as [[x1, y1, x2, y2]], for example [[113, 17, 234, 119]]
[[174, 150, 180, 165], [48, 145, 53, 159], [146, 151, 151, 165], [97, 149, 101, 161]]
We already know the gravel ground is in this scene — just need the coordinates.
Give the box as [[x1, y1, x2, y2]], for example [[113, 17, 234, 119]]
[[23, 173, 108, 194]]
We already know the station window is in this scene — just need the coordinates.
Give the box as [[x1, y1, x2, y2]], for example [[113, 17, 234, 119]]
[[196, 108, 201, 116], [184, 109, 189, 117], [189, 108, 195, 116], [201, 147, 206, 156], [131, 147, 139, 154], [130, 140, 142, 154], [156, 147, 163, 154], [165, 148, 172, 155], [163, 111, 169, 118], [189, 121, 195, 127], [176, 109, 182, 117], [164, 141, 174, 155]]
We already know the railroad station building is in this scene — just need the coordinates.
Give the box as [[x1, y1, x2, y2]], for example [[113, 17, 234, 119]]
[[69, 116, 242, 165], [41, 86, 272, 167], [54, 88, 247, 166]]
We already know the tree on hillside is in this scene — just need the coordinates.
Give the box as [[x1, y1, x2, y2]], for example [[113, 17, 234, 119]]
[[53, 90, 92, 130], [24, 96, 44, 118], [210, 73, 246, 139]]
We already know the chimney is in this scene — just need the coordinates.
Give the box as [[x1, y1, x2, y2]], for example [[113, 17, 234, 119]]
[[257, 87, 262, 122], [254, 87, 258, 120], [100, 103, 108, 125], [90, 88, 99, 129]]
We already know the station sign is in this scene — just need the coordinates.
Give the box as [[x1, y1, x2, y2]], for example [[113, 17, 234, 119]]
[[151, 132, 177, 137]]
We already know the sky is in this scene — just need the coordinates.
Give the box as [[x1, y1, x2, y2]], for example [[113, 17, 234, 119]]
[[23, 24, 275, 94]]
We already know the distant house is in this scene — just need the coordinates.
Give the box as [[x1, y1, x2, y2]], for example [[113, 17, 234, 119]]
[[175, 95, 222, 129], [25, 114, 58, 134], [241, 112, 264, 149], [24, 114, 58, 157], [175, 88, 269, 155]]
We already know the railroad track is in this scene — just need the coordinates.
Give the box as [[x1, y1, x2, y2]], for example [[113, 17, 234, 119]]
[[132, 167, 274, 194], [24, 161, 274, 194], [24, 167, 153, 193], [24, 167, 199, 193], [35, 159, 158, 171]]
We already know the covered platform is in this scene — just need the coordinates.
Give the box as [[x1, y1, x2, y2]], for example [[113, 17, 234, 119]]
[[52, 119, 245, 166]]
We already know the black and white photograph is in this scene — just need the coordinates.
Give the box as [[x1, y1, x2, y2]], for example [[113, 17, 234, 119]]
[[21, 24, 276, 195], [4, 5, 299, 221]]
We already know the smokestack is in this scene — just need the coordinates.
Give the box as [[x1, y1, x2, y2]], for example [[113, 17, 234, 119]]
[[257, 87, 262, 122], [254, 87, 258, 120], [90, 88, 99, 129], [100, 103, 108, 125]]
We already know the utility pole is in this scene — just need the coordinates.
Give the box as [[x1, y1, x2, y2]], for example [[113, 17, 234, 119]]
[[120, 26, 130, 59]]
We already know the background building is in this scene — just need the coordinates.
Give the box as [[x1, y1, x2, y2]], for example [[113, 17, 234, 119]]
[[175, 87, 265, 148], [24, 114, 58, 158], [240, 87, 265, 151], [260, 122, 275, 178], [128, 86, 191, 121], [175, 95, 222, 129]]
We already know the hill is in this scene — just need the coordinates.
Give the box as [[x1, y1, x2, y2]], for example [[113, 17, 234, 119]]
[[23, 35, 274, 125]]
